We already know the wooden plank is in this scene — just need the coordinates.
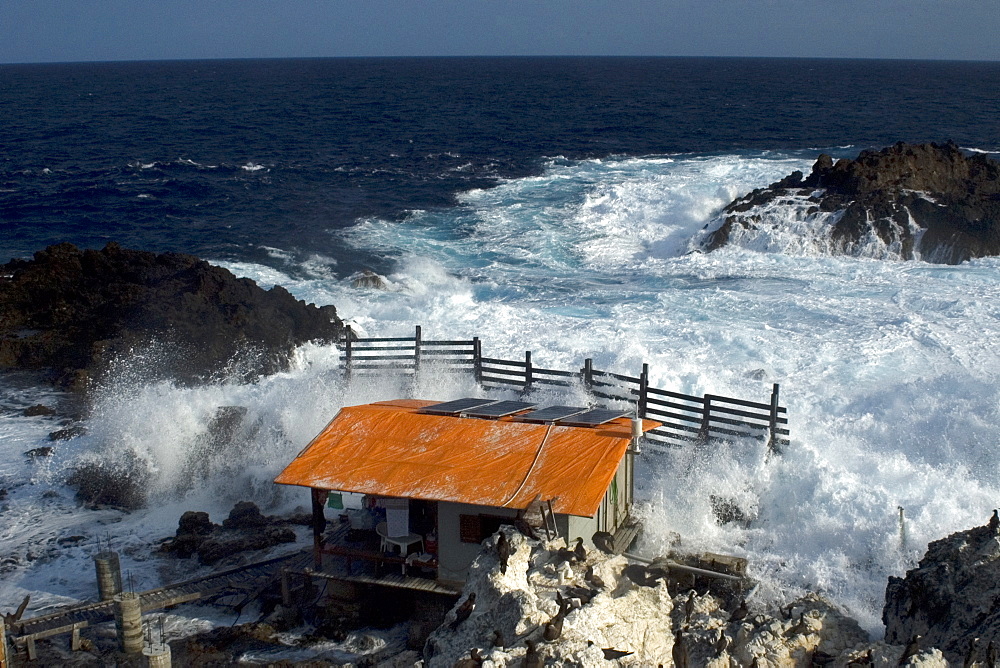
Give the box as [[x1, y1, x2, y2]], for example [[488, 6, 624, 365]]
[[420, 340, 476, 347], [644, 406, 703, 423], [349, 336, 416, 343], [711, 394, 787, 413], [532, 367, 577, 378], [644, 385, 707, 403], [709, 403, 782, 423], [14, 621, 88, 643], [480, 357, 527, 368], [481, 377, 528, 387], [350, 344, 415, 352], [141, 591, 201, 612]]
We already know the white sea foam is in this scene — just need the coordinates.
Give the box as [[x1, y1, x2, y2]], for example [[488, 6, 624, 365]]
[[3, 152, 999, 639]]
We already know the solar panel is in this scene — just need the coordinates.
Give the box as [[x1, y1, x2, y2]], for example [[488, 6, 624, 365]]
[[462, 400, 537, 418], [555, 408, 629, 427], [419, 398, 498, 415], [516, 405, 589, 423]]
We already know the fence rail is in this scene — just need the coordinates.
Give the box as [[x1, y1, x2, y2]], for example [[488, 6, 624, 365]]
[[340, 325, 789, 452]]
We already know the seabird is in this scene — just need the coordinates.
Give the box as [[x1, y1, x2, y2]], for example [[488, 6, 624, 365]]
[[684, 590, 696, 623], [564, 585, 598, 605], [990, 509, 999, 533], [787, 612, 811, 637], [729, 598, 749, 624], [846, 649, 873, 667], [524, 640, 543, 668], [573, 536, 587, 562], [497, 531, 511, 575], [672, 626, 688, 668], [714, 629, 729, 654], [964, 637, 979, 668], [592, 530, 616, 555], [453, 648, 484, 668], [543, 610, 565, 641], [492, 629, 505, 649], [987, 639, 997, 668], [898, 634, 921, 666], [585, 564, 605, 589], [602, 648, 634, 660], [449, 592, 476, 630]]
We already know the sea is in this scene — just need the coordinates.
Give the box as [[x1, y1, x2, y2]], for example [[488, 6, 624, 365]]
[[2, 57, 1000, 654]]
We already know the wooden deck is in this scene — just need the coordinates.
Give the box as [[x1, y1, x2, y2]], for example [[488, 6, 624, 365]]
[[298, 567, 460, 596], [304, 521, 460, 596]]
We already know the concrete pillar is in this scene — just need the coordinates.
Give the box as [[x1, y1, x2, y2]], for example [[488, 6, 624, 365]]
[[113, 592, 143, 654], [143, 642, 172, 668], [94, 551, 122, 601]]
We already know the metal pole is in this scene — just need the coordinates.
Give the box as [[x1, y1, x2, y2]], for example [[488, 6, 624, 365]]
[[344, 326, 353, 382], [638, 363, 649, 418], [700, 395, 713, 443]]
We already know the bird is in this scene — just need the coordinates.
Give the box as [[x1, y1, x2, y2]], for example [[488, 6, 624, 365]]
[[987, 640, 997, 668], [592, 531, 615, 555], [449, 592, 476, 629], [573, 536, 587, 562], [602, 648, 634, 660], [497, 531, 511, 575], [622, 564, 652, 587], [515, 517, 539, 540], [787, 612, 811, 637], [729, 598, 749, 624], [453, 648, 484, 668], [964, 637, 979, 668], [554, 545, 578, 566], [585, 564, 605, 589], [684, 590, 696, 623], [524, 640, 543, 668], [898, 634, 921, 666], [811, 650, 838, 666], [492, 629, 505, 649], [543, 611, 565, 641], [990, 509, 999, 532], [714, 629, 729, 655], [564, 585, 599, 605], [672, 626, 688, 668]]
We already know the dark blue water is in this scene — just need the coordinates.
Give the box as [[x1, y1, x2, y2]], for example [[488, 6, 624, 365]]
[[2, 57, 999, 275]]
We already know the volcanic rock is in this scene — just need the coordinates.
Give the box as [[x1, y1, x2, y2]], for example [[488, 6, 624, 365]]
[[703, 142, 1000, 264], [0, 242, 344, 389], [883, 513, 1000, 663]]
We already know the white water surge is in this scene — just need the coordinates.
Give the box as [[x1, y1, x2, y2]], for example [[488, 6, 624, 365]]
[[2, 152, 999, 640]]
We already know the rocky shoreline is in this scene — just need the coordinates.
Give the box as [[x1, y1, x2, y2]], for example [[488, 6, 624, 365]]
[[704, 142, 1000, 264], [0, 242, 344, 390], [21, 511, 996, 666]]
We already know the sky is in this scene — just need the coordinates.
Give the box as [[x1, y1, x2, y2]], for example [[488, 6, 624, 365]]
[[1, 0, 998, 64]]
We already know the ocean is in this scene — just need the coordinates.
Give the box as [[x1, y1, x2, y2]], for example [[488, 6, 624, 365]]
[[2, 57, 1000, 647]]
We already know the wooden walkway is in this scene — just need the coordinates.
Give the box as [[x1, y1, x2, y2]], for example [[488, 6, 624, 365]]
[[7, 549, 312, 650]]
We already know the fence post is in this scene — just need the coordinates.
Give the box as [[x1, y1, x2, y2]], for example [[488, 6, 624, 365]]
[[414, 325, 422, 379], [768, 383, 781, 454], [344, 326, 353, 382], [700, 395, 713, 443], [582, 358, 594, 392], [472, 337, 482, 385], [524, 351, 533, 394], [638, 363, 649, 419]]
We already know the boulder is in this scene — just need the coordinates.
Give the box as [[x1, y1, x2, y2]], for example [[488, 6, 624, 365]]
[[883, 512, 1000, 663], [704, 142, 1000, 264], [0, 242, 344, 389]]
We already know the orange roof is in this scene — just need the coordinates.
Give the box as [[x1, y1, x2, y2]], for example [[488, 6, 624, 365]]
[[274, 399, 660, 518]]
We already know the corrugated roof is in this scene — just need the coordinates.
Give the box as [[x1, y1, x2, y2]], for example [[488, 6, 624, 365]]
[[274, 400, 659, 518]]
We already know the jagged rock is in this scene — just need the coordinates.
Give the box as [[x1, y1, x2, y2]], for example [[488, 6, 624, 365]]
[[351, 269, 390, 289], [24, 446, 53, 458], [0, 242, 344, 389], [177, 510, 216, 536], [65, 456, 149, 510], [883, 513, 1000, 663], [47, 425, 86, 441], [222, 501, 269, 530], [22, 404, 55, 416], [197, 526, 295, 565], [703, 142, 1000, 264]]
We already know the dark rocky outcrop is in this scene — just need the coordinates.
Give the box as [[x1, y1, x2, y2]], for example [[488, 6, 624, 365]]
[[0, 242, 344, 389], [160, 502, 297, 565], [883, 513, 1000, 663], [704, 142, 1000, 264]]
